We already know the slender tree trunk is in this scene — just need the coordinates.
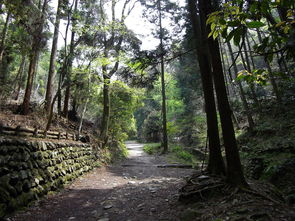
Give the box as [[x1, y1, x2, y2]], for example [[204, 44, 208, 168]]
[[187, 0, 225, 175], [100, 67, 110, 147], [240, 47, 261, 109], [223, 41, 238, 95], [0, 11, 11, 67], [63, 0, 79, 117], [158, 0, 168, 153], [201, 0, 247, 187], [219, 39, 240, 129], [245, 33, 256, 70], [14, 55, 26, 100], [45, 0, 62, 112], [78, 67, 91, 137], [227, 41, 255, 131], [0, 11, 11, 87], [21, 49, 40, 114], [21, 0, 48, 115], [63, 85, 70, 117], [57, 72, 62, 115], [256, 29, 281, 102]]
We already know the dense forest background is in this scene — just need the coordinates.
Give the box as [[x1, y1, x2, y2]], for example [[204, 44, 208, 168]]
[[0, 0, 294, 189]]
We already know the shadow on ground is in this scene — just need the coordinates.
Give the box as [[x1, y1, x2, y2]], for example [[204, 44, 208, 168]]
[[8, 141, 195, 221]]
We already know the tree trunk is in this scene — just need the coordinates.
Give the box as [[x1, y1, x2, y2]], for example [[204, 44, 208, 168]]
[[100, 69, 110, 147], [21, 0, 48, 115], [256, 29, 281, 102], [0, 11, 11, 87], [57, 72, 62, 115], [240, 47, 261, 110], [0, 11, 11, 68], [219, 39, 240, 129], [45, 0, 62, 113], [201, 0, 247, 187], [63, 85, 70, 118], [62, 0, 79, 117], [14, 55, 26, 101], [21, 49, 39, 114], [158, 0, 168, 153], [187, 0, 225, 175], [78, 66, 91, 137], [227, 41, 255, 131]]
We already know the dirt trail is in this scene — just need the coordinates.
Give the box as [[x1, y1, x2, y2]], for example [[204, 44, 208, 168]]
[[8, 141, 194, 221]]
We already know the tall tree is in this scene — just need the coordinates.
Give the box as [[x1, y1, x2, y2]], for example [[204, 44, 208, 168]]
[[98, 0, 139, 147], [158, 0, 168, 153], [21, 0, 49, 114], [200, 0, 247, 187], [63, 0, 79, 118], [44, 0, 63, 113], [187, 0, 225, 175], [0, 10, 11, 73], [227, 41, 255, 131]]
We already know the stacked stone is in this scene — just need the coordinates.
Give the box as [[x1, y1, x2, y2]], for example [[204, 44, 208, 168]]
[[0, 137, 99, 217]]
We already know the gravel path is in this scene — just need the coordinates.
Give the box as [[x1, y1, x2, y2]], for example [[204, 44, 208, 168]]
[[8, 141, 195, 221]]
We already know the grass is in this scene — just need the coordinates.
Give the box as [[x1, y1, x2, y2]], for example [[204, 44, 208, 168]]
[[143, 142, 198, 166], [143, 143, 161, 154]]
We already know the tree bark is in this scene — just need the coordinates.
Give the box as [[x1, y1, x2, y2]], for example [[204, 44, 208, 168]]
[[45, 0, 62, 112], [240, 46, 261, 110], [21, 0, 48, 115], [63, 85, 71, 118], [62, 0, 79, 117], [0, 11, 11, 68], [227, 41, 255, 131], [158, 0, 168, 153], [256, 29, 281, 102], [187, 0, 225, 175], [78, 66, 91, 137], [201, 0, 247, 187], [14, 55, 26, 101], [219, 39, 240, 129], [100, 69, 110, 147], [0, 11, 11, 87]]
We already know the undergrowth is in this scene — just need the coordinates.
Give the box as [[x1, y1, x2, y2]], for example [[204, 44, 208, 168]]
[[143, 142, 197, 166], [237, 101, 295, 193]]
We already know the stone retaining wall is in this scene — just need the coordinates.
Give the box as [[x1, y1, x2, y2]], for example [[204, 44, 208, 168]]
[[0, 137, 99, 217]]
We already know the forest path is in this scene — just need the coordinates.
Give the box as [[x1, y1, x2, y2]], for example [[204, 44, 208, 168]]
[[9, 141, 195, 221]]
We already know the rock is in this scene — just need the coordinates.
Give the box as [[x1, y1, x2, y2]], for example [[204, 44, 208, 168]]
[[103, 204, 113, 210], [97, 218, 109, 221], [148, 187, 157, 193], [198, 175, 210, 180], [128, 181, 136, 184], [137, 203, 145, 208]]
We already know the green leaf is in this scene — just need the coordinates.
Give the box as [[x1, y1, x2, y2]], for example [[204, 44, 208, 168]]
[[213, 31, 219, 39], [225, 28, 236, 42], [228, 20, 240, 27], [246, 21, 265, 29]]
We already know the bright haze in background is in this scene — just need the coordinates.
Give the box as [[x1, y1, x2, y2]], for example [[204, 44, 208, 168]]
[[50, 0, 185, 51]]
